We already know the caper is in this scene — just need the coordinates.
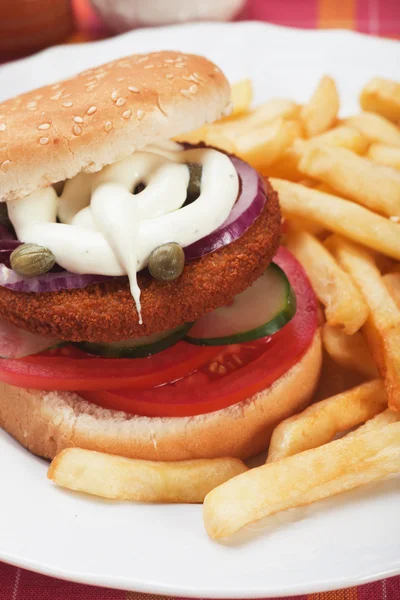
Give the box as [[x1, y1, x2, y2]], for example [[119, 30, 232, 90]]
[[148, 243, 185, 282], [187, 163, 202, 201], [10, 243, 56, 277]]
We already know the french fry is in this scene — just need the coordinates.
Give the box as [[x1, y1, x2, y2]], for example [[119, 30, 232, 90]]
[[367, 143, 400, 170], [314, 350, 366, 403], [345, 112, 400, 147], [266, 379, 386, 462], [179, 98, 301, 146], [383, 272, 400, 309], [174, 124, 209, 145], [297, 178, 319, 188], [374, 254, 397, 275], [235, 119, 302, 170], [285, 229, 368, 334], [271, 179, 400, 261], [329, 237, 400, 411], [284, 216, 326, 237], [360, 78, 400, 122], [346, 409, 400, 438], [301, 76, 339, 137], [315, 182, 345, 196], [293, 125, 369, 156], [229, 98, 300, 131], [48, 449, 248, 503], [230, 79, 253, 116], [322, 323, 378, 379], [264, 147, 304, 181], [175, 79, 253, 142], [298, 145, 400, 218], [199, 129, 236, 153], [203, 422, 400, 539]]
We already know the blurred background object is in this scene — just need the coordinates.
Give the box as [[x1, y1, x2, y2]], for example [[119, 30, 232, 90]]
[[0, 0, 74, 57], [0, 1, 398, 61], [89, 0, 246, 32]]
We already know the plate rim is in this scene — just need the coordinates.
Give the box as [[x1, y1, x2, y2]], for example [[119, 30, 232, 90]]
[[0, 20, 399, 596], [1, 547, 399, 597]]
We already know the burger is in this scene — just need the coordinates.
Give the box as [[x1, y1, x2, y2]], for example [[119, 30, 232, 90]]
[[0, 51, 322, 461]]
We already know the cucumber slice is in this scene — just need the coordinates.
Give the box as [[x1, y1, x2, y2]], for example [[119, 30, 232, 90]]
[[76, 323, 193, 358], [185, 264, 296, 346]]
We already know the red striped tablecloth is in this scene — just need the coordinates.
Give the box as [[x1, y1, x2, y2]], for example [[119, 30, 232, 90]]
[[0, 0, 399, 597]]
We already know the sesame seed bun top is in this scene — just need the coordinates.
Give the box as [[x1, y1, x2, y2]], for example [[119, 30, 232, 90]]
[[0, 51, 231, 202]]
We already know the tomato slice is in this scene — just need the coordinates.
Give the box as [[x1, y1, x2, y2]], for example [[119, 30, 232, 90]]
[[80, 248, 318, 417], [0, 342, 218, 391]]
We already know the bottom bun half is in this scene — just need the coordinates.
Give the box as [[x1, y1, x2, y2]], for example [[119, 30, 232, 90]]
[[0, 331, 322, 461]]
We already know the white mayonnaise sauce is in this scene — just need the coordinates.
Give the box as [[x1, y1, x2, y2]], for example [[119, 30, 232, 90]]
[[7, 144, 239, 322]]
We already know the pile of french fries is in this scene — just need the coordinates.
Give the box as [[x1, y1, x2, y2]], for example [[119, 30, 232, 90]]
[[49, 75, 400, 541]]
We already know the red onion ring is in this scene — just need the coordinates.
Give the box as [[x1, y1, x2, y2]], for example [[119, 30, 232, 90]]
[[0, 264, 112, 293], [184, 156, 266, 261]]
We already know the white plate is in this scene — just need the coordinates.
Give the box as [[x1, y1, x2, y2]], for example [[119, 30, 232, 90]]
[[0, 21, 399, 597]]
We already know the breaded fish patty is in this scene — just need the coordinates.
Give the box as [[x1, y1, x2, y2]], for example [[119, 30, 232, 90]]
[[0, 180, 280, 343]]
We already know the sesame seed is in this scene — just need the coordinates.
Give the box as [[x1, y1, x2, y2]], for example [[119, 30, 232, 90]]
[[122, 109, 132, 119], [0, 123, 6, 132], [144, 64, 154, 69], [87, 85, 97, 92], [51, 83, 61, 90], [165, 74, 173, 79], [164, 59, 174, 63], [62, 101, 73, 108], [175, 63, 184, 68], [27, 101, 37, 109], [51, 94, 62, 101], [390, 216, 400, 222], [104, 121, 113, 132], [38, 123, 51, 130], [116, 97, 126, 107], [180, 89, 192, 99], [35, 94, 43, 100], [39, 137, 49, 145], [136, 110, 144, 120], [111, 91, 118, 101], [117, 77, 125, 82], [136, 56, 149, 63], [128, 86, 139, 93], [1, 159, 11, 170], [214, 67, 220, 72], [87, 106, 97, 115], [73, 116, 84, 124], [189, 84, 198, 94], [73, 125, 82, 136]]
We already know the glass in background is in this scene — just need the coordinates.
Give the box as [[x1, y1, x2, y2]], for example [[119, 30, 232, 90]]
[[90, 0, 247, 33]]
